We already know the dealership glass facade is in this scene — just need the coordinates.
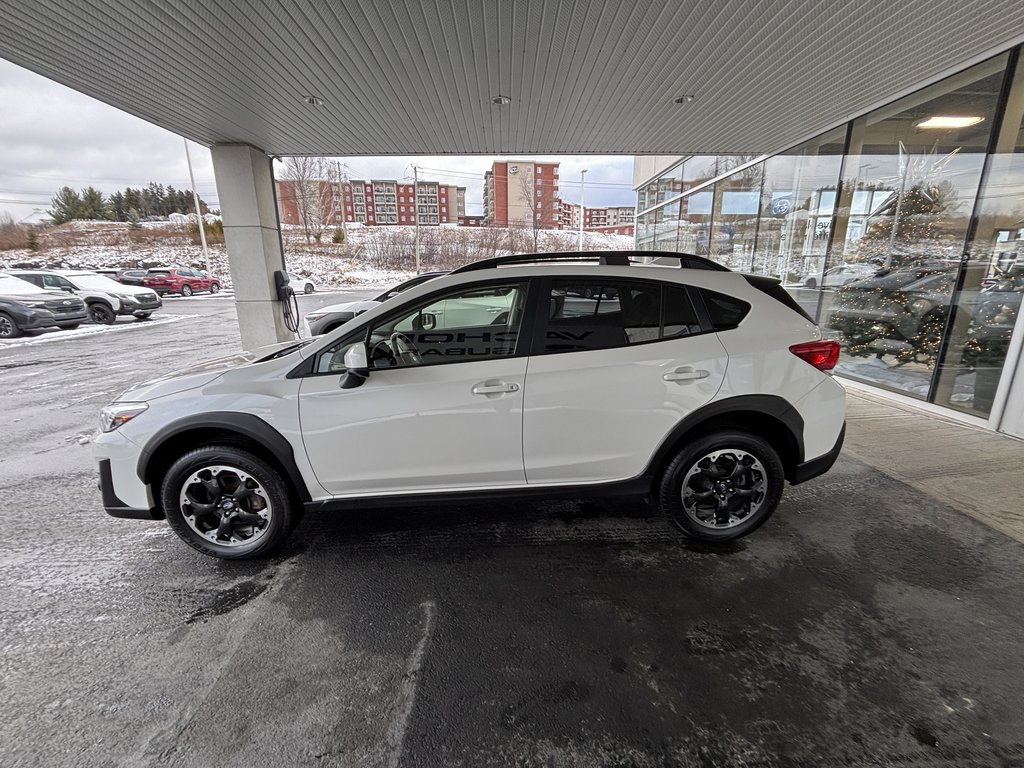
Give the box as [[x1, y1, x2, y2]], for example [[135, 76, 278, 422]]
[[636, 48, 1024, 420]]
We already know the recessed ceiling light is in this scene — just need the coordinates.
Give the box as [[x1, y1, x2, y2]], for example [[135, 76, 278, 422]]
[[914, 115, 984, 129], [303, 96, 325, 107], [492, 94, 511, 106], [674, 95, 695, 104]]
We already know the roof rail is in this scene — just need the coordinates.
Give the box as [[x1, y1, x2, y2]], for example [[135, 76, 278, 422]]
[[449, 250, 730, 275]]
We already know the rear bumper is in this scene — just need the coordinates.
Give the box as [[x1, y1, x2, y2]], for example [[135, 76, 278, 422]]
[[791, 423, 845, 485]]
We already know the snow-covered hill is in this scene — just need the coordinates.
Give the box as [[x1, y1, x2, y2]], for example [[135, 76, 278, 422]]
[[0, 222, 635, 288]]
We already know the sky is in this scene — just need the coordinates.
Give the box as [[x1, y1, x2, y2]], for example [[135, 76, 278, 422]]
[[0, 60, 637, 223]]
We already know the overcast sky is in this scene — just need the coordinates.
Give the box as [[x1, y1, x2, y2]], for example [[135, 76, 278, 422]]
[[0, 60, 637, 223]]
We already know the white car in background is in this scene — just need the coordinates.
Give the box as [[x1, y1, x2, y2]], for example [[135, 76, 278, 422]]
[[95, 252, 846, 559], [9, 269, 162, 324], [304, 271, 446, 335]]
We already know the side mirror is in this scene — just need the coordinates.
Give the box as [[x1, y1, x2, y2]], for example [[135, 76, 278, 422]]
[[63, 285, 75, 293], [339, 344, 370, 389], [418, 312, 436, 331]]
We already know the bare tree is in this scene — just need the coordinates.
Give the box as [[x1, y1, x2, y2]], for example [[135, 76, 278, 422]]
[[281, 157, 338, 245], [516, 173, 545, 253]]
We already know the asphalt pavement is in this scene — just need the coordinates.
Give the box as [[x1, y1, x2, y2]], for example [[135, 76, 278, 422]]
[[1, 291, 1023, 768]]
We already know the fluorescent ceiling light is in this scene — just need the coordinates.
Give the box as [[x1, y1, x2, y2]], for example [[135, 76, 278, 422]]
[[914, 115, 984, 129]]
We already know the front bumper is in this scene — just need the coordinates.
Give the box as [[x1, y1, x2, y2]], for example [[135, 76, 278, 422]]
[[98, 459, 162, 519], [94, 428, 160, 519]]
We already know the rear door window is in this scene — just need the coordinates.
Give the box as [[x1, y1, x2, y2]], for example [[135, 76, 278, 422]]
[[541, 279, 701, 353]]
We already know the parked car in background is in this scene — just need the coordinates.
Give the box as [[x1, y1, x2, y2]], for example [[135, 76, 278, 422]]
[[119, 269, 148, 287], [0, 271, 87, 338], [826, 263, 957, 361], [287, 272, 316, 295], [304, 271, 446, 335], [143, 267, 221, 296], [8, 269, 163, 325], [95, 269, 122, 281], [804, 263, 880, 289]]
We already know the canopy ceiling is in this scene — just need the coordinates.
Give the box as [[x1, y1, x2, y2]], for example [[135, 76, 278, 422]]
[[1, 0, 1022, 156]]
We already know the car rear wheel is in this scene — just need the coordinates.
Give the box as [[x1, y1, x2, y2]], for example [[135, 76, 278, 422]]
[[135, 313, 152, 321], [161, 445, 295, 559], [180, 284, 194, 297], [88, 302, 116, 325], [804, 277, 818, 288], [0, 312, 22, 338], [304, 283, 314, 294], [209, 282, 220, 294], [56, 323, 80, 330], [659, 431, 784, 541]]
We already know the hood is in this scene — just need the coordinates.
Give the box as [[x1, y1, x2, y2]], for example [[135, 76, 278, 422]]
[[308, 298, 380, 317], [0, 290, 80, 304], [117, 284, 161, 297], [115, 339, 311, 402]]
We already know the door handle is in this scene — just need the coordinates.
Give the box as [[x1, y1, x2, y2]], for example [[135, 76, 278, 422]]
[[663, 368, 710, 382], [471, 381, 520, 395]]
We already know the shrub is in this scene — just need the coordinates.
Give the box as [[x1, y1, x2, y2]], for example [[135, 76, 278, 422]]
[[188, 219, 225, 245], [332, 227, 345, 244], [25, 229, 40, 252]]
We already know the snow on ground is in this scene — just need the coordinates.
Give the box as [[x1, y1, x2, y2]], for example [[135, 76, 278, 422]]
[[0, 222, 635, 290], [0, 314, 197, 350]]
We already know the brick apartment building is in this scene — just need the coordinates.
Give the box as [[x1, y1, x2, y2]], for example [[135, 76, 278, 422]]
[[276, 178, 466, 227], [559, 200, 636, 236], [483, 160, 561, 229]]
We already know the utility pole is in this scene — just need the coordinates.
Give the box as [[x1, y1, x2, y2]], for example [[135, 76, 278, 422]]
[[184, 138, 210, 275], [413, 164, 421, 274], [335, 160, 348, 241], [578, 168, 588, 252]]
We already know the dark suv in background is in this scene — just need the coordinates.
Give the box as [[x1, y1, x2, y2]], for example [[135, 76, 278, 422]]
[[0, 272, 87, 338]]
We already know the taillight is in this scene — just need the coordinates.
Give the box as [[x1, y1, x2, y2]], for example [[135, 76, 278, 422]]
[[790, 340, 840, 372]]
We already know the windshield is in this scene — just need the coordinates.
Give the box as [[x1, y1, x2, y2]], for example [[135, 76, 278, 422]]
[[0, 274, 47, 295], [65, 273, 125, 291]]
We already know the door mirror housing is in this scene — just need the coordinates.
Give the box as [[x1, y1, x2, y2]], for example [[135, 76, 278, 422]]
[[339, 343, 370, 389]]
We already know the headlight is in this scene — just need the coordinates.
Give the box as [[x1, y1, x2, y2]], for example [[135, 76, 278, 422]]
[[21, 300, 50, 309], [910, 299, 933, 313], [115, 293, 138, 301], [99, 402, 148, 432], [305, 313, 326, 322]]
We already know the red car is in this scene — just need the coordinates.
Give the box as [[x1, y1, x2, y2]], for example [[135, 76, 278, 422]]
[[143, 268, 221, 296]]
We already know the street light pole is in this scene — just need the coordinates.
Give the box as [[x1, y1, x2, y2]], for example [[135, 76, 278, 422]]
[[184, 138, 210, 275], [578, 169, 588, 251]]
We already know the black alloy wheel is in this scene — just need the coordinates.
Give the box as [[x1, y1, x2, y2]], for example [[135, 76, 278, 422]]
[[660, 431, 784, 541], [88, 302, 116, 325], [162, 445, 295, 559]]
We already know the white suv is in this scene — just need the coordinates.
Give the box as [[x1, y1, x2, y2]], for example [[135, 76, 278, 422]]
[[94, 253, 846, 559], [10, 269, 162, 324]]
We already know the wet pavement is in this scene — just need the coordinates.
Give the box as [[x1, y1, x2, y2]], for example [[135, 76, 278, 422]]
[[2, 293, 1023, 767]]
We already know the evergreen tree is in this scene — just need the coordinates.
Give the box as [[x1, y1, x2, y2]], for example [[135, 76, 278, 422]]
[[79, 187, 110, 219], [49, 186, 82, 224]]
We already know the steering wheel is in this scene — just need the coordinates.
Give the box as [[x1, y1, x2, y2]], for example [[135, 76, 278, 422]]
[[390, 331, 421, 366]]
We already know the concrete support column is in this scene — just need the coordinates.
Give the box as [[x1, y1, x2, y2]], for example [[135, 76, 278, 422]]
[[211, 144, 296, 351]]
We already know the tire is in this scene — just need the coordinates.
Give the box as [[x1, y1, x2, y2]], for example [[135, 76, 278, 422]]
[[180, 284, 194, 297], [57, 323, 80, 330], [209, 282, 220, 294], [161, 445, 295, 560], [0, 311, 22, 339], [804, 277, 817, 288], [87, 302, 116, 325], [304, 283, 314, 295], [659, 430, 785, 542], [135, 313, 152, 321]]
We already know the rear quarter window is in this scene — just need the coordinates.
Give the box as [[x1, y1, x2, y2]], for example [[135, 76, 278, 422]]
[[699, 289, 750, 331]]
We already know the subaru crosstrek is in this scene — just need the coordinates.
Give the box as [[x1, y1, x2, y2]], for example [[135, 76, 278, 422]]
[[94, 252, 846, 559]]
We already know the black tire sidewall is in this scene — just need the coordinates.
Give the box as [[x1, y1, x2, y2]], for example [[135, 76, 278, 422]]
[[0, 311, 22, 338], [88, 302, 115, 324], [659, 430, 784, 541], [161, 445, 294, 559]]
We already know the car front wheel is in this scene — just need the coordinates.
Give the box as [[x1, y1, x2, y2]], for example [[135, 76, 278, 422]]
[[161, 445, 295, 559], [180, 284, 194, 297], [0, 311, 22, 338], [304, 283, 314, 294], [659, 431, 784, 541], [88, 302, 116, 325], [209, 282, 220, 294]]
